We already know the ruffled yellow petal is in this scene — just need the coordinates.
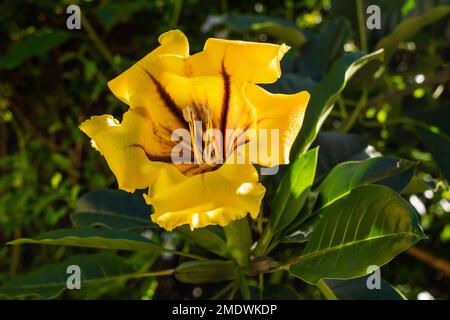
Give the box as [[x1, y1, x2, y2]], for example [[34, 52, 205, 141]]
[[107, 30, 189, 134], [146, 164, 266, 231], [244, 83, 310, 166], [186, 38, 290, 84], [79, 109, 169, 192]]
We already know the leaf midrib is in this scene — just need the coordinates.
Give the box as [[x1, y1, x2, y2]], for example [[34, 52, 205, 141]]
[[293, 231, 421, 265]]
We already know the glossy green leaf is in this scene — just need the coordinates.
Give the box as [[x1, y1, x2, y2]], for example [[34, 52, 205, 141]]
[[298, 17, 351, 80], [176, 225, 229, 258], [175, 260, 241, 284], [202, 14, 306, 47], [291, 49, 384, 158], [314, 132, 371, 177], [316, 157, 416, 208], [289, 184, 426, 285], [98, 1, 154, 30], [0, 30, 71, 70], [8, 227, 164, 252], [71, 189, 155, 231], [0, 252, 134, 299], [376, 5, 450, 61], [224, 218, 252, 267], [270, 147, 319, 236], [416, 126, 450, 181], [322, 274, 406, 300]]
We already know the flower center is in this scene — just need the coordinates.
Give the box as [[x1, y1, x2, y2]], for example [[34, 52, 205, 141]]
[[182, 106, 221, 170]]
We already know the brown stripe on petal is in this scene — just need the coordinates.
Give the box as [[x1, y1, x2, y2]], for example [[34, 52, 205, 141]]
[[130, 143, 172, 163], [220, 61, 231, 156], [139, 66, 186, 126]]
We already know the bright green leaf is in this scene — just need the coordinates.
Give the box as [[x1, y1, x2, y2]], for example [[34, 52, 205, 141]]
[[289, 184, 426, 284], [0, 252, 134, 299]]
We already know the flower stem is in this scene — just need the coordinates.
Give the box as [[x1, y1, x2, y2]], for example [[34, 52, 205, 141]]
[[317, 280, 337, 300], [356, 0, 368, 52], [81, 14, 119, 73], [166, 249, 207, 261], [254, 224, 273, 257]]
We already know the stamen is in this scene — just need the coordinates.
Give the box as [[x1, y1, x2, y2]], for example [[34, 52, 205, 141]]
[[183, 107, 203, 164]]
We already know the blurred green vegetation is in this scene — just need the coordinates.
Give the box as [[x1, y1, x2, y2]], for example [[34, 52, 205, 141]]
[[0, 0, 449, 299]]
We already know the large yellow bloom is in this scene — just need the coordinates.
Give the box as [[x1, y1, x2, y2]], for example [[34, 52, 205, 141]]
[[80, 30, 310, 231]]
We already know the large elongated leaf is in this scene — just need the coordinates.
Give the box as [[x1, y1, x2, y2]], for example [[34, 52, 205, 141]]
[[289, 184, 426, 285], [270, 147, 319, 236], [316, 157, 416, 208], [224, 218, 252, 267], [322, 275, 405, 300], [415, 126, 450, 181], [176, 225, 229, 258], [375, 5, 450, 61], [291, 49, 384, 158], [175, 260, 241, 284], [0, 30, 71, 70], [202, 15, 306, 47], [298, 17, 351, 80], [0, 252, 134, 299], [8, 227, 164, 252], [314, 132, 371, 177], [71, 189, 155, 231]]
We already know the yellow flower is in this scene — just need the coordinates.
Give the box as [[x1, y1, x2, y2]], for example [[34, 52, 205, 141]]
[[79, 30, 310, 231]]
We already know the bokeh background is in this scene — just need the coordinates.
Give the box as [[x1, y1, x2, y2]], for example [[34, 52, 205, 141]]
[[0, 0, 449, 299]]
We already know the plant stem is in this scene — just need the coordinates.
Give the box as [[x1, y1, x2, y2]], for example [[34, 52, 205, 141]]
[[356, 0, 368, 52], [340, 88, 368, 132], [407, 246, 450, 277], [80, 268, 175, 285], [9, 229, 22, 275], [316, 280, 337, 300], [227, 283, 239, 300], [258, 273, 264, 300], [81, 15, 119, 73], [254, 225, 272, 257], [211, 280, 237, 300], [166, 249, 207, 261], [170, 0, 183, 27]]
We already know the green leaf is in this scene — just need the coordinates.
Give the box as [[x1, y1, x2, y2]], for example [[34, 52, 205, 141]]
[[415, 126, 450, 181], [316, 157, 416, 208], [0, 252, 134, 299], [0, 30, 71, 70], [176, 225, 229, 258], [98, 1, 154, 30], [291, 49, 384, 158], [322, 275, 406, 300], [8, 227, 164, 253], [270, 147, 319, 236], [203, 14, 306, 47], [71, 189, 155, 231], [175, 260, 241, 284], [298, 17, 352, 80], [224, 218, 252, 267], [314, 132, 371, 176], [289, 184, 426, 285], [375, 5, 450, 62], [263, 284, 300, 300]]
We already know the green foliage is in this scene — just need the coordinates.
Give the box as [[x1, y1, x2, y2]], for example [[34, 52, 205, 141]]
[[289, 185, 426, 284], [0, 252, 134, 299], [375, 5, 450, 61], [8, 227, 165, 253], [291, 49, 384, 157], [321, 275, 406, 300]]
